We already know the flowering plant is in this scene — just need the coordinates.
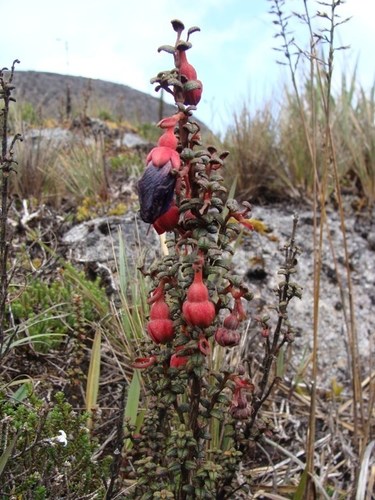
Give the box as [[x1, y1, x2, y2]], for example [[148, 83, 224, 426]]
[[123, 20, 301, 499]]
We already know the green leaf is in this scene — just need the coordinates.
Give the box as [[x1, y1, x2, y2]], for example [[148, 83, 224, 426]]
[[210, 408, 224, 421], [293, 468, 308, 500], [86, 328, 101, 430], [124, 370, 142, 450], [12, 382, 31, 403], [157, 45, 176, 54], [184, 460, 197, 471], [176, 41, 192, 51], [171, 19, 185, 32], [0, 432, 19, 477], [124, 370, 141, 426], [276, 347, 285, 378]]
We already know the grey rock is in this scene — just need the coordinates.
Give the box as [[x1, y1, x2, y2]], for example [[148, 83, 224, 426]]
[[233, 203, 375, 384], [367, 231, 375, 251], [118, 133, 150, 148], [62, 212, 160, 266], [61, 202, 375, 387]]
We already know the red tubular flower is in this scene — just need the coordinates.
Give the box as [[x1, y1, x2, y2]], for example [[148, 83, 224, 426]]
[[230, 376, 254, 420], [176, 49, 203, 106], [223, 312, 240, 330], [138, 113, 183, 224], [153, 203, 180, 234], [182, 267, 216, 328], [147, 292, 174, 344], [178, 49, 197, 80]]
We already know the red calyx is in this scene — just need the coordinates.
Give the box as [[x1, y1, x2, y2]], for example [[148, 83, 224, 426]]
[[153, 204, 179, 234], [147, 294, 174, 344], [183, 80, 203, 106], [147, 146, 180, 169], [178, 50, 197, 80], [182, 267, 216, 328], [157, 126, 178, 150]]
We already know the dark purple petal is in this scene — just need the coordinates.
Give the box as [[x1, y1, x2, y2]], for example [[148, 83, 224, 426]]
[[138, 162, 176, 223]]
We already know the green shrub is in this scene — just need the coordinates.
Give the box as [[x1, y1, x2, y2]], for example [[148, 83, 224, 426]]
[[0, 389, 109, 497], [8, 270, 109, 351]]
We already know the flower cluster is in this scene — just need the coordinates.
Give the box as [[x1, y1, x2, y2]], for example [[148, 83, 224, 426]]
[[136, 19, 254, 393], [126, 18, 299, 499]]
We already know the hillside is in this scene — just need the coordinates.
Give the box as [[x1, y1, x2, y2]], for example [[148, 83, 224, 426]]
[[12, 70, 182, 125]]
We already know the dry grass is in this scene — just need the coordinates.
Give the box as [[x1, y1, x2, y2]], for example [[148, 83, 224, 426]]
[[243, 372, 375, 497], [224, 75, 375, 206]]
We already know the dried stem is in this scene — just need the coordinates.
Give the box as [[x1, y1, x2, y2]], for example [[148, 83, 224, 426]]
[[0, 60, 21, 354]]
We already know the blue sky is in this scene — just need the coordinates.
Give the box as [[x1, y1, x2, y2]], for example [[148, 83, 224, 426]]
[[1, 0, 374, 134]]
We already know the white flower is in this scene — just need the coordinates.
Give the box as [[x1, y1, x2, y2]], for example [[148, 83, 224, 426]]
[[55, 430, 68, 446]]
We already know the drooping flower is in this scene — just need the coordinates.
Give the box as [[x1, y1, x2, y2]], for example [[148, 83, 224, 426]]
[[229, 375, 254, 420], [214, 326, 240, 347], [138, 113, 183, 224], [176, 48, 203, 106], [182, 266, 215, 328], [153, 202, 180, 234], [147, 288, 175, 344], [214, 306, 243, 347], [183, 79, 203, 106]]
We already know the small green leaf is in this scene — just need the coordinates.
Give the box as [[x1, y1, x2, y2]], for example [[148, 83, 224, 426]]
[[12, 382, 31, 403], [210, 408, 224, 420], [0, 433, 18, 477], [293, 468, 309, 499], [124, 370, 141, 425], [171, 19, 185, 32], [176, 40, 192, 51], [157, 45, 176, 54], [184, 460, 197, 471], [187, 26, 200, 37], [86, 328, 101, 430], [184, 80, 202, 92]]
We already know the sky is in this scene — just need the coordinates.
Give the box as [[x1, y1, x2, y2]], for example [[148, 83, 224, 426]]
[[1, 0, 374, 135]]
